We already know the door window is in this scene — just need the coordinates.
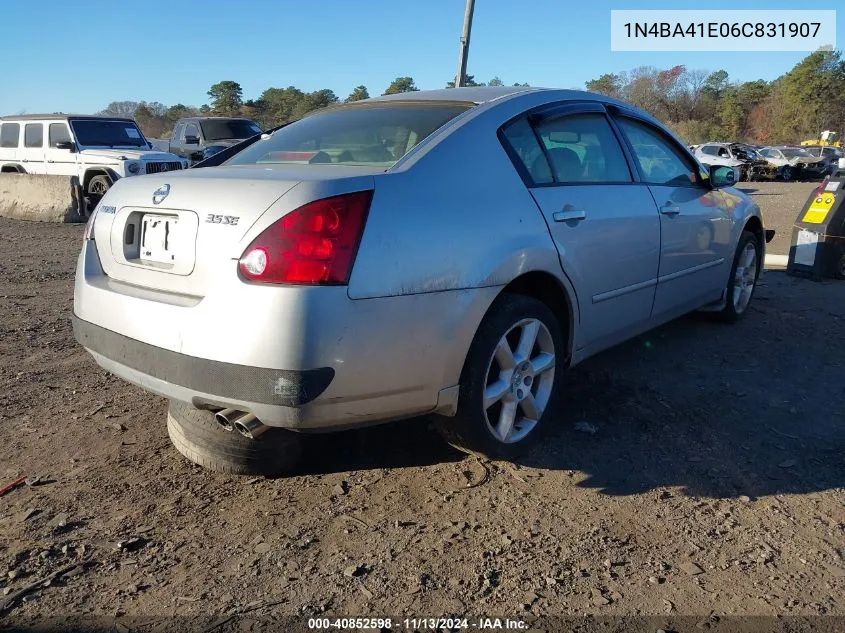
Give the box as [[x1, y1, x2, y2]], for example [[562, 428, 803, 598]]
[[701, 145, 718, 156], [617, 117, 699, 186], [48, 123, 71, 147], [185, 123, 200, 140], [24, 123, 44, 148], [500, 117, 553, 184], [1, 123, 20, 148], [534, 113, 631, 183]]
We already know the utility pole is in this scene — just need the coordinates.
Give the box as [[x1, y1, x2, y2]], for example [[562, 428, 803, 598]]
[[454, 0, 476, 88]]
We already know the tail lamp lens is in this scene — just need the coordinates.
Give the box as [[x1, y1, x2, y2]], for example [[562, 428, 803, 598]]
[[238, 190, 373, 285]]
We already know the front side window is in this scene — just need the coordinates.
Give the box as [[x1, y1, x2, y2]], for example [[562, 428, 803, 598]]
[[48, 123, 71, 147], [617, 118, 698, 186], [1, 123, 20, 148], [226, 103, 471, 167], [185, 123, 200, 139], [534, 113, 632, 183], [24, 124, 44, 148], [70, 119, 147, 148], [781, 148, 812, 159]]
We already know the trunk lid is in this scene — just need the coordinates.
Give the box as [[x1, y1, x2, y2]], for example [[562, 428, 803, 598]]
[[91, 165, 379, 297], [93, 166, 301, 297]]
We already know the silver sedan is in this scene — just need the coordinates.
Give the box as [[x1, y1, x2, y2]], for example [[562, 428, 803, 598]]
[[72, 87, 771, 474]]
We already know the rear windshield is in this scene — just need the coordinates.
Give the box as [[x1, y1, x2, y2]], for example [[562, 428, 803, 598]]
[[71, 119, 147, 148], [200, 119, 262, 141], [225, 103, 471, 168]]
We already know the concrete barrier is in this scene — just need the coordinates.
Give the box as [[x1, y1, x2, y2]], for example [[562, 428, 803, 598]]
[[0, 174, 87, 223]]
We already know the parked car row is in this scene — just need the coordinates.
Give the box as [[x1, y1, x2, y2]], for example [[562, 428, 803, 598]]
[[690, 140, 841, 182]]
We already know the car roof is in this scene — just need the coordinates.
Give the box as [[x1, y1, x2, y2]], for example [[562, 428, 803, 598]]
[[180, 116, 254, 121], [365, 86, 546, 104], [0, 114, 135, 123]]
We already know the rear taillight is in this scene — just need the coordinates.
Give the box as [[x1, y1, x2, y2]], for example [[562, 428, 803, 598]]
[[238, 190, 373, 285], [82, 207, 99, 242]]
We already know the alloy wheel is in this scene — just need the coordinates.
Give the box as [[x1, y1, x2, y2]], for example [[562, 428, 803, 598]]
[[482, 318, 556, 444]]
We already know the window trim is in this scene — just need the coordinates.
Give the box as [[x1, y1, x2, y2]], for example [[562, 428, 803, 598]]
[[608, 107, 708, 189], [497, 100, 640, 188]]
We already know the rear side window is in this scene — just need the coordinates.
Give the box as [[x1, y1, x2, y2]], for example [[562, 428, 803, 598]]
[[25, 124, 44, 148], [617, 118, 698, 186], [226, 103, 471, 167], [49, 123, 71, 147], [501, 117, 553, 184], [534, 113, 632, 183], [0, 123, 20, 148]]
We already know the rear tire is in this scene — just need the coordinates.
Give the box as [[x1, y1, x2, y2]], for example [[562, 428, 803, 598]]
[[166, 400, 302, 476], [434, 294, 565, 459]]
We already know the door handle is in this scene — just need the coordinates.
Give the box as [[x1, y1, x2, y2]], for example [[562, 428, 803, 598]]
[[660, 203, 681, 216], [553, 205, 587, 223]]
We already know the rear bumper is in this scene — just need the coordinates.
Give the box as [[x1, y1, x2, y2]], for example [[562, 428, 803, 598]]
[[72, 315, 334, 408]]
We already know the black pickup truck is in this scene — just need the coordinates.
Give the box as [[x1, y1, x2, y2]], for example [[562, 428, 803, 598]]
[[168, 117, 262, 164]]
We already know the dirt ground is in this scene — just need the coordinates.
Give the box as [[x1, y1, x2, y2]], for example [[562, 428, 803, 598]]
[[0, 191, 843, 633], [736, 180, 818, 258]]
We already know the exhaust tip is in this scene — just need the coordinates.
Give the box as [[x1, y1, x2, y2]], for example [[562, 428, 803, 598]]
[[233, 413, 268, 440], [214, 408, 240, 432]]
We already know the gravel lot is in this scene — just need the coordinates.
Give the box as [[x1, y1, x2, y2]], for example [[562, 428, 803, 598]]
[[737, 181, 817, 258], [0, 182, 843, 632]]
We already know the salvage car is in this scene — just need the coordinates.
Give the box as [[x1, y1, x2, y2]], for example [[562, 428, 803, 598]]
[[693, 142, 775, 181], [758, 146, 827, 181], [803, 145, 843, 177], [0, 114, 187, 198], [72, 87, 773, 474]]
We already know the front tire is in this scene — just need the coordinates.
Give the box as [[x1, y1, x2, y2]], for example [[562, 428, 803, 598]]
[[434, 294, 564, 459], [715, 230, 760, 323], [781, 166, 793, 182], [87, 174, 112, 197], [166, 400, 302, 476]]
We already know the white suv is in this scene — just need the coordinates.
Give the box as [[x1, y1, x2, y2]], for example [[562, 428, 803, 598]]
[[0, 114, 188, 197]]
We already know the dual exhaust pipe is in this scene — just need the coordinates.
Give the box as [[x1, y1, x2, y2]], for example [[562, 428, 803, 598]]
[[214, 408, 269, 439]]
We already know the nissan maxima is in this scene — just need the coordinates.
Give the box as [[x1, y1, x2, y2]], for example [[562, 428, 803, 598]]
[[73, 87, 772, 474]]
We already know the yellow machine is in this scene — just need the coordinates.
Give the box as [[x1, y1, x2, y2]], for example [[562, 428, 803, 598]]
[[800, 130, 842, 148]]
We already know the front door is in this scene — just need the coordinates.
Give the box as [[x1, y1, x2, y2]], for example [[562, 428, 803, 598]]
[[501, 105, 660, 352], [614, 115, 732, 319], [45, 122, 78, 176]]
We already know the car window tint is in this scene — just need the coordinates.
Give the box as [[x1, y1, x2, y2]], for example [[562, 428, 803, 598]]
[[24, 123, 43, 148], [185, 123, 199, 138], [617, 118, 698, 186], [500, 117, 552, 184], [49, 123, 71, 147], [702, 145, 717, 156], [1, 123, 20, 148], [534, 113, 631, 183]]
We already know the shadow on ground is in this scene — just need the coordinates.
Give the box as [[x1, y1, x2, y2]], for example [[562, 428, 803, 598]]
[[292, 274, 845, 500]]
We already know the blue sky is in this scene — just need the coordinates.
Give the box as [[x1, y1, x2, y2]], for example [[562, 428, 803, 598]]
[[1, 0, 840, 115]]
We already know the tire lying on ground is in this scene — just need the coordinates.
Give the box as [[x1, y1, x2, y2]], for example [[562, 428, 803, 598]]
[[166, 400, 302, 476]]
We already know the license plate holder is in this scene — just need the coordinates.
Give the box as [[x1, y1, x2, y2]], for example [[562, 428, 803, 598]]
[[140, 214, 178, 264]]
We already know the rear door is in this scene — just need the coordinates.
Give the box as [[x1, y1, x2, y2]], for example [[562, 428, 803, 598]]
[[501, 102, 660, 351], [613, 113, 732, 318], [22, 123, 46, 174]]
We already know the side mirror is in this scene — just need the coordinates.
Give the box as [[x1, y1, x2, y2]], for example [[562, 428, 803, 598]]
[[709, 165, 736, 188], [54, 140, 76, 151], [189, 151, 205, 162], [184, 135, 199, 145]]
